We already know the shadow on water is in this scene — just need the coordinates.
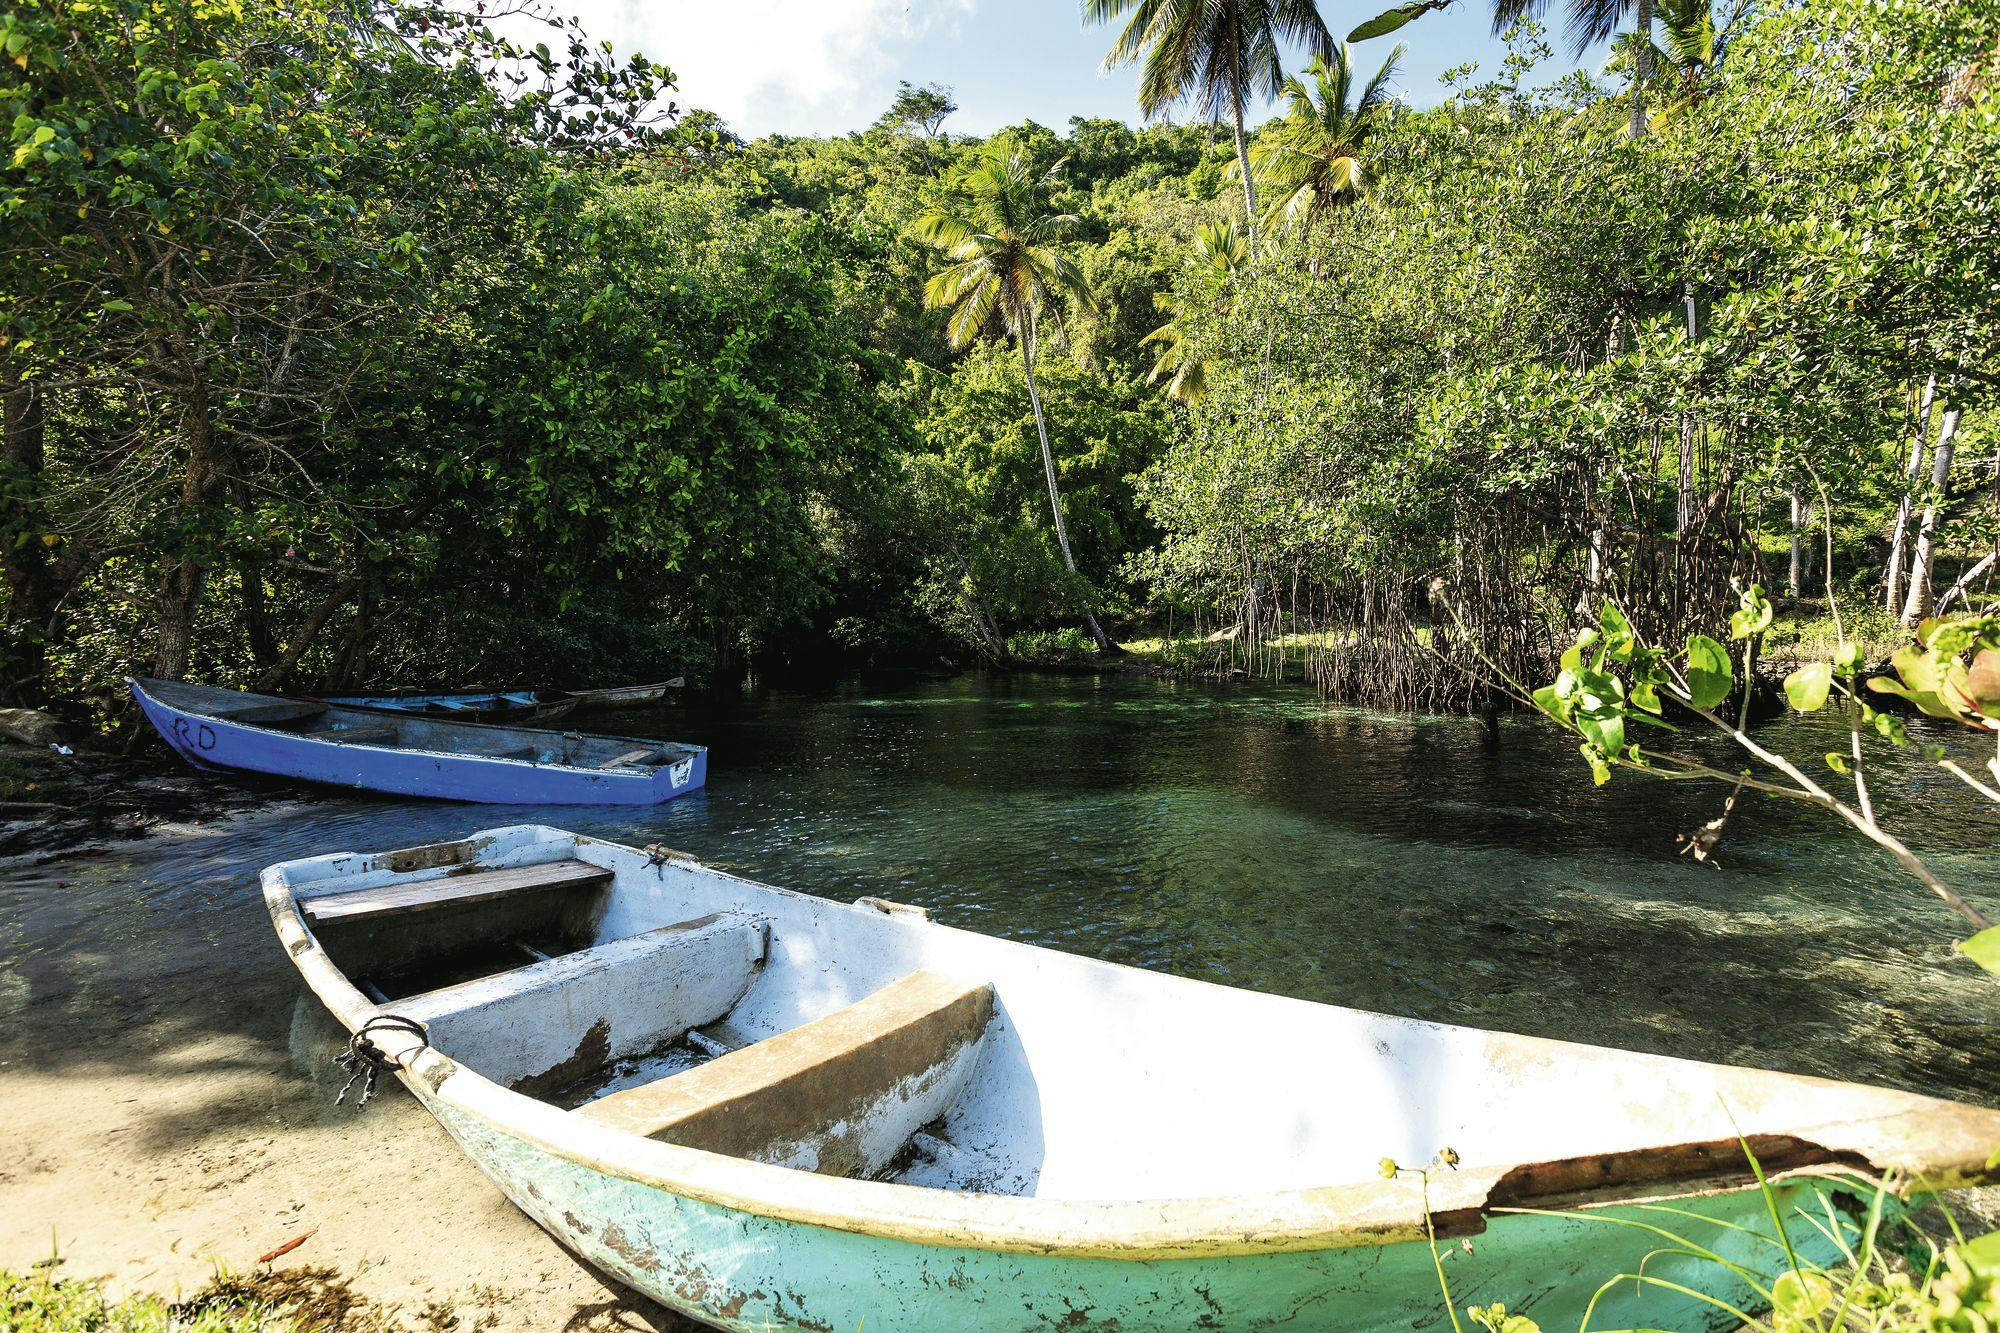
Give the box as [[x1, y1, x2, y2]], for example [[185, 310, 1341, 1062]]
[[1, 668, 1997, 1165]]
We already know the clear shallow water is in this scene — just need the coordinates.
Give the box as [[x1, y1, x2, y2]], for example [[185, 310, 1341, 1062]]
[[3, 670, 1998, 1105]]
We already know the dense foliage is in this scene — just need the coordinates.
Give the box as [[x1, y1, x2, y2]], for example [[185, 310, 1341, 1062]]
[[3, 0, 1996, 717]]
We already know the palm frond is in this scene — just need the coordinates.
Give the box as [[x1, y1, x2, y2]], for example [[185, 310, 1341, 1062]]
[[1355, 42, 1405, 113], [909, 210, 977, 249], [942, 273, 1002, 349]]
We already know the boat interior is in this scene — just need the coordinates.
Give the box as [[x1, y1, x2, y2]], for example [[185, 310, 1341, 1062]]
[[140, 679, 696, 773], [273, 826, 1973, 1205]]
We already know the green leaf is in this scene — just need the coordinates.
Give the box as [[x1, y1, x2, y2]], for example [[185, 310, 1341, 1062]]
[[1598, 602, 1635, 661], [1577, 707, 1624, 758], [1825, 751, 1851, 775], [1833, 641, 1865, 675], [1893, 643, 1938, 689], [1870, 711, 1908, 746], [1868, 675, 1955, 719], [1685, 635, 1732, 711], [1961, 1230, 2000, 1277], [1580, 742, 1612, 786], [1783, 662, 1832, 712], [1347, 0, 1447, 43], [1957, 926, 2000, 977], [1730, 585, 1773, 640], [1771, 1270, 1834, 1320]]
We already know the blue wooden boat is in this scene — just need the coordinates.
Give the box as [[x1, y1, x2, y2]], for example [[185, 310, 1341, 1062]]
[[130, 678, 705, 805]]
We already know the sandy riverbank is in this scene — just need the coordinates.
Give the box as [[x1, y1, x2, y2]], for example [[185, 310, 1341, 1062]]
[[0, 799, 703, 1330]]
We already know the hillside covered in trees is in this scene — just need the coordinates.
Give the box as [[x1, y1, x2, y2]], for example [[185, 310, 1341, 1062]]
[[3, 0, 1995, 717]]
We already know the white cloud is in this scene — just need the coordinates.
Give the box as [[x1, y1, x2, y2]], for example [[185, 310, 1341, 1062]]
[[566, 0, 974, 136]]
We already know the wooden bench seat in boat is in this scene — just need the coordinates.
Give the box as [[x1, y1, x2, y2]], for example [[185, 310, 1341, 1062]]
[[302, 859, 612, 925], [577, 970, 995, 1179], [393, 911, 769, 1094], [594, 746, 665, 770]]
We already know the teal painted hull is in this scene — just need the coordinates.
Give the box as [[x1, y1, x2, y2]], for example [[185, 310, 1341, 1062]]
[[433, 1101, 1842, 1332]]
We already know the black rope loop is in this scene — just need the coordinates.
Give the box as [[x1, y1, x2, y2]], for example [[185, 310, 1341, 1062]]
[[333, 1013, 429, 1110]]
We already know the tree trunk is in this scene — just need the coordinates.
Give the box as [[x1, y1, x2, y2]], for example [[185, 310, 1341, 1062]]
[[1936, 550, 1996, 617], [152, 384, 219, 680], [1901, 404, 1961, 625], [1676, 281, 1697, 534], [240, 562, 279, 673], [251, 573, 362, 691], [1020, 332, 1113, 652], [1886, 373, 1936, 612], [1230, 95, 1258, 247], [1628, 0, 1655, 138], [0, 378, 60, 703], [1800, 488, 1816, 592]]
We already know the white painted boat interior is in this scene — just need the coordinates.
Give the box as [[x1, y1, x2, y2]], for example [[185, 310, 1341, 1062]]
[[274, 826, 1995, 1204], [138, 679, 697, 771]]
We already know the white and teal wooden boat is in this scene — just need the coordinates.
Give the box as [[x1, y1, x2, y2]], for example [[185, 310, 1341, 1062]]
[[265, 826, 2000, 1332]]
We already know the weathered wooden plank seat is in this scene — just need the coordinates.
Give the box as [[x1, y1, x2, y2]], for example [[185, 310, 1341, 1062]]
[[577, 970, 995, 1177], [302, 859, 611, 925], [392, 912, 769, 1093], [594, 746, 664, 770]]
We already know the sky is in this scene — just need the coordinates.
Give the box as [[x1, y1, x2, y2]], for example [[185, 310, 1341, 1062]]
[[555, 0, 1610, 140]]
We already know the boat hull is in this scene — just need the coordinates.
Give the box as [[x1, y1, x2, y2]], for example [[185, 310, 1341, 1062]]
[[569, 682, 674, 709], [428, 1094, 1838, 1332], [133, 683, 704, 805]]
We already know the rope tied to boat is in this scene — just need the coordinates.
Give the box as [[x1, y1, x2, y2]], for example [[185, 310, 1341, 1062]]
[[333, 1014, 429, 1110]]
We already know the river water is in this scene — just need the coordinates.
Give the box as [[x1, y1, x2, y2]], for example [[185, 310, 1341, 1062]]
[[5, 669, 1996, 1105]]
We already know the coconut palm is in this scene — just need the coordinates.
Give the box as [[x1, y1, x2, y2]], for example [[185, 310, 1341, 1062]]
[[1141, 221, 1250, 403], [1239, 43, 1403, 234], [1084, 0, 1334, 245], [1604, 0, 1721, 127], [1491, 0, 1660, 136], [910, 143, 1114, 652]]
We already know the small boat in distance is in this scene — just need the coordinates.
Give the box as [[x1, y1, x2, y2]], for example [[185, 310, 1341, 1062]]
[[267, 825, 2000, 1332], [131, 679, 704, 805], [322, 679, 683, 721], [319, 687, 578, 725], [564, 679, 683, 710]]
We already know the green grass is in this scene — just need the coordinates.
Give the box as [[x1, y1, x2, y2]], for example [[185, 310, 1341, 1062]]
[[0, 1262, 417, 1333], [0, 1267, 311, 1332], [1763, 603, 1907, 671]]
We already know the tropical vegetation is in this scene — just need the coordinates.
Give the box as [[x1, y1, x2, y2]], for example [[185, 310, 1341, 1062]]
[[3, 0, 1996, 739]]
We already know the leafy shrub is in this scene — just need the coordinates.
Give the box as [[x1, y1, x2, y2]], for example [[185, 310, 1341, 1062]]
[[1005, 627, 1099, 665]]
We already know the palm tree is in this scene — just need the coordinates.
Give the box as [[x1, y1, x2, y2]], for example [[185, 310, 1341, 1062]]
[[911, 143, 1115, 652], [1141, 221, 1249, 403], [1239, 43, 1402, 234], [1602, 0, 1720, 128], [1491, 0, 1660, 137], [1084, 0, 1334, 245]]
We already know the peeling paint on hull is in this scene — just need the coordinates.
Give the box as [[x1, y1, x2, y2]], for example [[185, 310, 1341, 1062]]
[[433, 1100, 1840, 1332]]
